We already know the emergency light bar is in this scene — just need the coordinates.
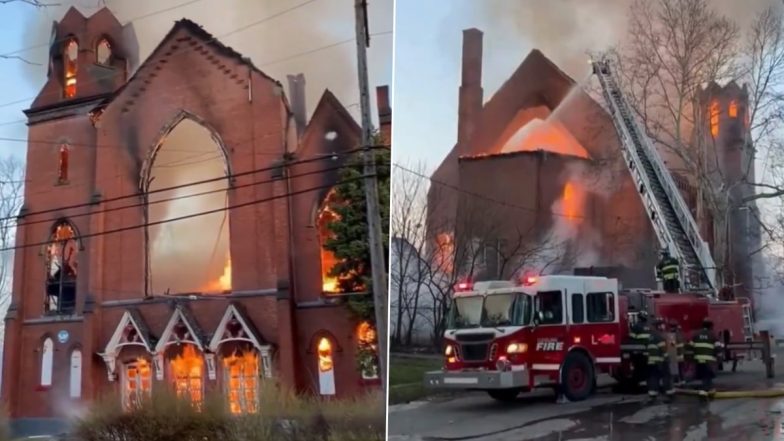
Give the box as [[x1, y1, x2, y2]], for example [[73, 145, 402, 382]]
[[523, 276, 538, 286], [455, 281, 473, 291]]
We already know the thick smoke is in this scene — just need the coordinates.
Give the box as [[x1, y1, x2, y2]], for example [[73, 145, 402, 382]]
[[474, 0, 780, 78]]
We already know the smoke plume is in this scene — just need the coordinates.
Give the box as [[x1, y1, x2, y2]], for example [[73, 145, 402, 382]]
[[473, 0, 780, 79]]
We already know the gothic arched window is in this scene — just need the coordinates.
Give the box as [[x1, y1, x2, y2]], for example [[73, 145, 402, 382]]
[[58, 144, 69, 184], [96, 38, 111, 65], [64, 39, 78, 98], [45, 221, 78, 314], [317, 189, 342, 293]]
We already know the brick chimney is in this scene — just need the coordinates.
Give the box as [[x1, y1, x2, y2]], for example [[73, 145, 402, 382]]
[[457, 28, 483, 148], [376, 85, 391, 145], [286, 73, 307, 135]]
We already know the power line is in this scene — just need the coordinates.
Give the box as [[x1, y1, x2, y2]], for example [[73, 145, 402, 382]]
[[392, 162, 587, 220], [0, 0, 208, 58], [0, 29, 390, 130], [17, 162, 372, 228], [0, 0, 318, 111], [1, 173, 371, 253], [12, 146, 382, 224]]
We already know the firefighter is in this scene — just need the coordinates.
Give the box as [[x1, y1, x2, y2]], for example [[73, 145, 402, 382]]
[[691, 317, 719, 399], [668, 320, 685, 386], [629, 310, 651, 345], [657, 249, 680, 293], [646, 317, 674, 403]]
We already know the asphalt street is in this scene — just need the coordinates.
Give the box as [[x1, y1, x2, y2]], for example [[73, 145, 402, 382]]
[[388, 354, 784, 441]]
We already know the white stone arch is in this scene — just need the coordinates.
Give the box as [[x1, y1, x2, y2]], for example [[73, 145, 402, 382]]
[[153, 305, 206, 381], [100, 309, 154, 381], [41, 337, 54, 387], [208, 304, 273, 380]]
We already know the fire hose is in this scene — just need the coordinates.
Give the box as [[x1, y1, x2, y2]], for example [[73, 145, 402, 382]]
[[674, 388, 784, 399]]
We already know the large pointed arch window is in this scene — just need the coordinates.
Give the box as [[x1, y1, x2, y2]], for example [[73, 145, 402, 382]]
[[317, 189, 342, 293], [64, 39, 78, 98], [58, 144, 69, 184], [45, 222, 78, 314]]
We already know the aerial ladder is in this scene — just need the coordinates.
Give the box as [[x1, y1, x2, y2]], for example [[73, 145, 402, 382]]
[[590, 54, 717, 296]]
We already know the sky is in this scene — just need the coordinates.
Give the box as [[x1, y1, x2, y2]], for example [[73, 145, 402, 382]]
[[391, 0, 778, 172], [0, 0, 393, 162]]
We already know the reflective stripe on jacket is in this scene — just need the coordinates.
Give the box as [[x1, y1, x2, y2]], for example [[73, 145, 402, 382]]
[[690, 329, 717, 363], [647, 331, 666, 364], [658, 258, 679, 280]]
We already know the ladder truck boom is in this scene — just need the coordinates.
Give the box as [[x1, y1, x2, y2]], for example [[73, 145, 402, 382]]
[[591, 54, 717, 296]]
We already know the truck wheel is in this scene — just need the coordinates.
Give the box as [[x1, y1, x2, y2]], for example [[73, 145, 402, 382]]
[[487, 388, 521, 402], [561, 352, 594, 401]]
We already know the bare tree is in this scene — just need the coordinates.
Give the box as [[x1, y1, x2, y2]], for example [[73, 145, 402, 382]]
[[616, 0, 784, 285], [0, 156, 24, 336], [390, 161, 430, 347]]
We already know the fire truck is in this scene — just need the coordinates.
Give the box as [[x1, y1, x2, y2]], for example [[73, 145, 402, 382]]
[[423, 53, 768, 401], [423, 275, 756, 402]]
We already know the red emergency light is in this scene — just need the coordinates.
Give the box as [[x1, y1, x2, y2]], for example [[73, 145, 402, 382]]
[[522, 275, 538, 286], [455, 280, 473, 291]]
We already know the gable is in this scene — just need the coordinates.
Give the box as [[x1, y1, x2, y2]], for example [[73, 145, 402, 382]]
[[154, 305, 206, 353], [297, 90, 361, 157]]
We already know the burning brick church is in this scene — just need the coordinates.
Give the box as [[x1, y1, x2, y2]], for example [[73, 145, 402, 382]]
[[2, 7, 390, 420], [428, 28, 760, 296]]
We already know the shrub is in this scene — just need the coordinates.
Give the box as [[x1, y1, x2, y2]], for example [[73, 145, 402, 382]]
[[74, 383, 384, 441]]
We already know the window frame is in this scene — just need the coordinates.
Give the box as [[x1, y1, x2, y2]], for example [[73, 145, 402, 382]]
[[222, 349, 259, 414], [96, 38, 112, 65], [40, 337, 54, 387], [586, 291, 616, 323], [63, 38, 78, 98], [121, 358, 152, 410], [69, 348, 82, 398], [535, 290, 564, 325], [570, 292, 584, 324]]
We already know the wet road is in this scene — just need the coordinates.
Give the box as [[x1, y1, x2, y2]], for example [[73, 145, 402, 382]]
[[389, 392, 784, 440]]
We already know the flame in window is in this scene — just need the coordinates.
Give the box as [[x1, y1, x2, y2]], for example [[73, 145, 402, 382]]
[[317, 337, 333, 372], [710, 100, 720, 138], [561, 181, 585, 222], [124, 358, 152, 410], [729, 100, 738, 118], [58, 144, 69, 183], [170, 344, 203, 406], [222, 350, 258, 414], [318, 189, 344, 293], [64, 39, 78, 98], [434, 233, 454, 273], [358, 321, 377, 348]]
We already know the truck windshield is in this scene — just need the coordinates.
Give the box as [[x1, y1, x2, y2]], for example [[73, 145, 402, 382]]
[[448, 293, 531, 329]]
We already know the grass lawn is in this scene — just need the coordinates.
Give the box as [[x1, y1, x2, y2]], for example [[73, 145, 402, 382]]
[[388, 355, 443, 405]]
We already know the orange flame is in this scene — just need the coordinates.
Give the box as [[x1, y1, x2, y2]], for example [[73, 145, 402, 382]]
[[561, 181, 585, 222], [204, 256, 231, 292], [500, 118, 589, 159]]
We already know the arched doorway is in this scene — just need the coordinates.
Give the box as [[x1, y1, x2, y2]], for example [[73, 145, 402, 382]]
[[142, 115, 232, 295]]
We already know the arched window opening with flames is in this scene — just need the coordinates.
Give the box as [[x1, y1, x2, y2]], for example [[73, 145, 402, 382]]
[[64, 39, 78, 98], [729, 100, 738, 118], [318, 188, 347, 293], [222, 346, 259, 414], [122, 358, 152, 410], [170, 344, 204, 407], [357, 321, 379, 380], [317, 336, 335, 395], [710, 100, 720, 138], [45, 222, 78, 315]]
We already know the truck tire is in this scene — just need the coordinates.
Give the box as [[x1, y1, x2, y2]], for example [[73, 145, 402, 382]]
[[561, 352, 594, 401], [487, 388, 522, 402]]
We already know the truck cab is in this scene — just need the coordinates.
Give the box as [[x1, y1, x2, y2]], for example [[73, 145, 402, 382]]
[[424, 275, 622, 402]]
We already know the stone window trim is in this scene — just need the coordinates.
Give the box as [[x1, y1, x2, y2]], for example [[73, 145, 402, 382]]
[[43, 220, 82, 316], [306, 330, 343, 355], [100, 309, 155, 381], [207, 304, 273, 380], [38, 336, 55, 389]]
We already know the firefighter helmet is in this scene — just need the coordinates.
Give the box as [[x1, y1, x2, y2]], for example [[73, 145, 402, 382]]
[[702, 317, 714, 329], [637, 310, 648, 321]]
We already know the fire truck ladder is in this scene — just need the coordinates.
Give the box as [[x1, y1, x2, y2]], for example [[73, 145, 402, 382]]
[[591, 54, 717, 296]]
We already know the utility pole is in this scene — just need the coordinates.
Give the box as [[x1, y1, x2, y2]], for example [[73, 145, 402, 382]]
[[354, 0, 388, 393]]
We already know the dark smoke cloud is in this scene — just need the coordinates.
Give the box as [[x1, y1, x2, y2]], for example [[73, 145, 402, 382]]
[[473, 0, 780, 79]]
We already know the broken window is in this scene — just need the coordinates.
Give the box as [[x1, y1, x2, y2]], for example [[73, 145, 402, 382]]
[[170, 344, 204, 407], [357, 321, 379, 380], [64, 39, 78, 98], [222, 348, 259, 414], [318, 189, 343, 293], [96, 38, 111, 65], [729, 100, 738, 118], [58, 144, 69, 184], [45, 222, 78, 314], [122, 358, 152, 410], [709, 100, 720, 138]]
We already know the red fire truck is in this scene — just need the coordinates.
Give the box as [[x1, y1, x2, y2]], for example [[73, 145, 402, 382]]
[[423, 275, 758, 402]]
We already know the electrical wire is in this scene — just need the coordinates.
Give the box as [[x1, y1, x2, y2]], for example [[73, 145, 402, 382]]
[[0, 29, 390, 130], [10, 145, 384, 224], [0, 0, 319, 111], [17, 160, 388, 229], [1, 172, 373, 253]]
